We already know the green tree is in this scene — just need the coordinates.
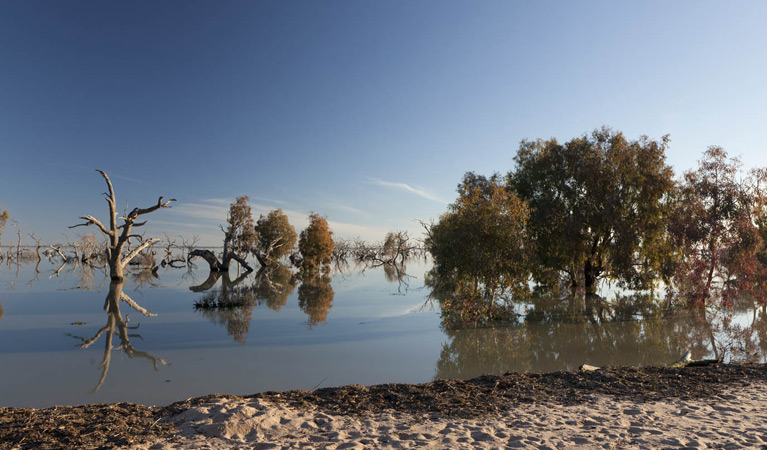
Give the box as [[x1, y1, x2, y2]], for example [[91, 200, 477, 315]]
[[254, 209, 298, 263], [425, 172, 530, 310], [226, 195, 258, 258], [297, 213, 334, 272], [508, 127, 676, 294]]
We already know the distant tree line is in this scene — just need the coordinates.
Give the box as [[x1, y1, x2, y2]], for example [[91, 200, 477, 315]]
[[425, 127, 767, 312]]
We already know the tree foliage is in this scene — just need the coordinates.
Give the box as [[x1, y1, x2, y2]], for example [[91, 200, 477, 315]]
[[508, 127, 676, 293], [425, 172, 530, 306], [382, 231, 411, 263], [255, 209, 298, 262], [669, 147, 767, 307], [297, 213, 334, 271], [0, 205, 8, 241], [225, 196, 258, 257]]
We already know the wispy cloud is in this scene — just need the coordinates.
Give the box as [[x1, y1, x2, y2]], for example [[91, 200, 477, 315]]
[[367, 177, 445, 203], [322, 201, 369, 217], [170, 200, 231, 222], [327, 220, 390, 242], [164, 197, 406, 244]]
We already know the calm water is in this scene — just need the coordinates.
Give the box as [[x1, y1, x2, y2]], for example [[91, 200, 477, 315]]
[[1, 260, 765, 408]]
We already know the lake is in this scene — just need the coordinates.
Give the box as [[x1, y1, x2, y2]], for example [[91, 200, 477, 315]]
[[1, 259, 765, 408]]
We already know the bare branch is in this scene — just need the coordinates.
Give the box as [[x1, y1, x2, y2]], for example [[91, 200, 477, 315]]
[[70, 216, 113, 237], [120, 238, 158, 268], [128, 197, 176, 220], [95, 170, 118, 234]]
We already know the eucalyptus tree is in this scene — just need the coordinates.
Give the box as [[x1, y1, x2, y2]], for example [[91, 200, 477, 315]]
[[71, 170, 174, 281], [669, 147, 767, 306], [254, 209, 297, 265], [508, 128, 676, 294], [297, 213, 334, 272], [189, 195, 255, 272], [425, 172, 530, 306]]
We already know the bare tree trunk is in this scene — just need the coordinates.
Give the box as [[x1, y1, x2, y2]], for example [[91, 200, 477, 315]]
[[189, 249, 224, 271], [70, 170, 174, 281]]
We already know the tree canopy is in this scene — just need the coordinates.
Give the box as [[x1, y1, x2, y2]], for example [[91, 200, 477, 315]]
[[255, 209, 298, 262], [225, 195, 258, 258], [297, 213, 334, 272], [425, 172, 530, 306], [507, 127, 676, 293], [669, 147, 767, 307]]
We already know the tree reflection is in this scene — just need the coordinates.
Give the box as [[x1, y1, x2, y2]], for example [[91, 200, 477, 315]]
[[383, 261, 415, 294], [434, 289, 767, 380], [68, 280, 167, 392], [298, 272, 334, 327], [193, 265, 297, 341]]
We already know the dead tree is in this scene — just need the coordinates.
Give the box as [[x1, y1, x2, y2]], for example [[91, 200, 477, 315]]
[[27, 233, 43, 273], [189, 247, 253, 272], [70, 170, 174, 281]]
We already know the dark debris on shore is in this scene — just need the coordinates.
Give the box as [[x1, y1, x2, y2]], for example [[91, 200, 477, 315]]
[[1, 363, 766, 449]]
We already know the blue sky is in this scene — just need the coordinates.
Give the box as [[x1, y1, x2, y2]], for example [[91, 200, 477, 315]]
[[1, 1, 766, 246]]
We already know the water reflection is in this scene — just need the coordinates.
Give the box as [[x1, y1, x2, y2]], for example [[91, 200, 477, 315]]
[[434, 292, 767, 380], [298, 272, 334, 327], [68, 280, 168, 391], [192, 265, 298, 341]]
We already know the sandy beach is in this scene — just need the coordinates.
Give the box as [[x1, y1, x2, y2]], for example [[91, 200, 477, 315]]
[[2, 364, 766, 449], [141, 382, 767, 449]]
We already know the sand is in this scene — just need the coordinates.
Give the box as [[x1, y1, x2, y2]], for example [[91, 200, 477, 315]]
[[138, 382, 767, 450]]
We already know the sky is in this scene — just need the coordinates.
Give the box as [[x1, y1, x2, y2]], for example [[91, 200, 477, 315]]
[[1, 1, 766, 246]]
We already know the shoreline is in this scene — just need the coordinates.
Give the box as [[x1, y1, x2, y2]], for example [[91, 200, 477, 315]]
[[1, 363, 766, 449]]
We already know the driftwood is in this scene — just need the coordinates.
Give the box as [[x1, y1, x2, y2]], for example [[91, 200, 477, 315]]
[[579, 351, 723, 372], [668, 350, 723, 368]]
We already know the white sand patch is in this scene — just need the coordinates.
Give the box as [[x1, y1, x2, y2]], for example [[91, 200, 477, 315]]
[[136, 383, 767, 449]]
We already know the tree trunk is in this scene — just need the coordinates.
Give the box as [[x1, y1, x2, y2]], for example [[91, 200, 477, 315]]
[[584, 260, 599, 295], [108, 249, 124, 281], [189, 249, 224, 271]]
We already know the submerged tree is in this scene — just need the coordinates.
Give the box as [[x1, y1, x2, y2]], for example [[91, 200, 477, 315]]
[[297, 213, 334, 272], [254, 209, 298, 264], [190, 195, 255, 272], [425, 172, 530, 307], [508, 127, 676, 294], [0, 204, 8, 248], [71, 170, 174, 281], [669, 147, 767, 307]]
